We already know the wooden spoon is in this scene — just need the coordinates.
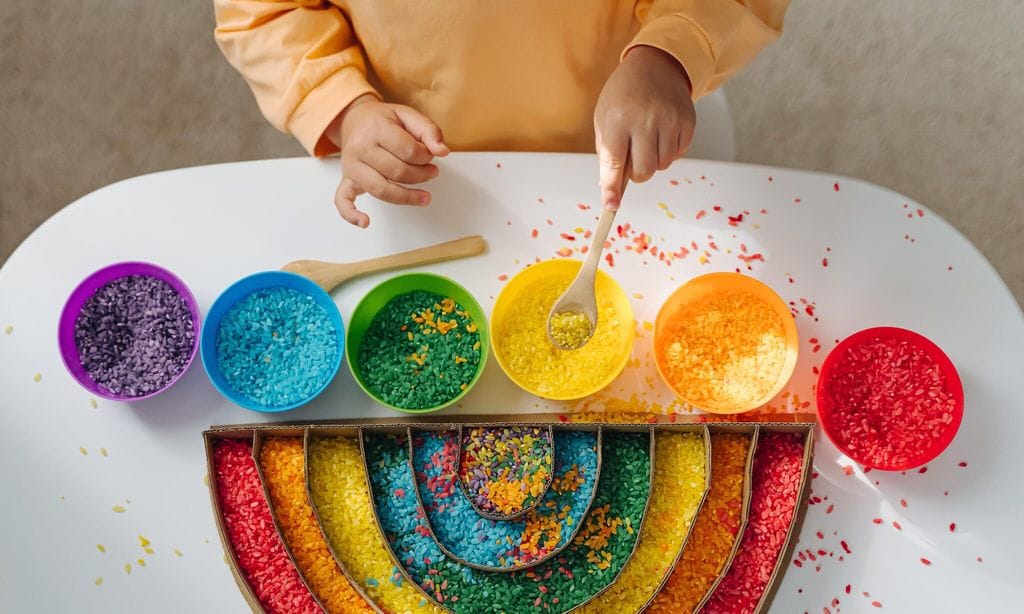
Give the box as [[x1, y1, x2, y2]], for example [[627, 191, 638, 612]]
[[547, 160, 630, 350], [282, 235, 487, 293]]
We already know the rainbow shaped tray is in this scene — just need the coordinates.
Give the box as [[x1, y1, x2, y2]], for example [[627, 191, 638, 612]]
[[204, 414, 814, 614]]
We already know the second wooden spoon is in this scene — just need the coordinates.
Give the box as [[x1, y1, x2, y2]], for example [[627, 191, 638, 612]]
[[282, 235, 487, 293]]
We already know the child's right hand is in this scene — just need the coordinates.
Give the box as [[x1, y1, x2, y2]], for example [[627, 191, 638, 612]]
[[329, 95, 450, 227]]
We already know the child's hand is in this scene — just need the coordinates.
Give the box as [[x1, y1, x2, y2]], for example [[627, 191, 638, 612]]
[[594, 46, 695, 210], [329, 95, 450, 227]]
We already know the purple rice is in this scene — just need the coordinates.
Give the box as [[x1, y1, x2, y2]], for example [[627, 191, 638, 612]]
[[73, 274, 195, 396]]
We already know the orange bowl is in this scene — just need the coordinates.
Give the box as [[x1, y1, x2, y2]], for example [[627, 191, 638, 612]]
[[653, 273, 798, 414]]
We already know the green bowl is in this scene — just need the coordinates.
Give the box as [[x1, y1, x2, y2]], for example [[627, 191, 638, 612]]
[[347, 273, 489, 413]]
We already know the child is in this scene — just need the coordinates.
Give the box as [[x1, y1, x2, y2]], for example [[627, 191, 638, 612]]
[[214, 1, 787, 227]]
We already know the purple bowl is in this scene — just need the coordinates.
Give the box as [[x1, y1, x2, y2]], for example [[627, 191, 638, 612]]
[[57, 261, 201, 401]]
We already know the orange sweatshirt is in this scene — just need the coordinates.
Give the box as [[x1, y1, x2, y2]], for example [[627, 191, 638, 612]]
[[214, 1, 788, 156]]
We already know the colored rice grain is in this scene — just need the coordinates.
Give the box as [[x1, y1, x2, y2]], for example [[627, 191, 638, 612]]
[[74, 275, 195, 396], [259, 437, 373, 613], [649, 433, 750, 613], [366, 430, 651, 613], [702, 432, 805, 614], [550, 311, 592, 349], [307, 436, 442, 614], [657, 290, 786, 412], [568, 391, 695, 424], [417, 429, 597, 569], [576, 431, 706, 613], [821, 337, 957, 468], [495, 271, 625, 398], [217, 287, 337, 408], [359, 292, 481, 410], [459, 426, 553, 517], [212, 438, 321, 614]]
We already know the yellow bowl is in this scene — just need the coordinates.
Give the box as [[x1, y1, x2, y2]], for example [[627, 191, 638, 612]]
[[491, 260, 634, 400], [653, 272, 799, 414]]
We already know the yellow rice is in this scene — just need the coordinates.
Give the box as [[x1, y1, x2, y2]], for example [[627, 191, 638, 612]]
[[308, 436, 441, 614], [495, 271, 626, 398], [576, 431, 707, 612]]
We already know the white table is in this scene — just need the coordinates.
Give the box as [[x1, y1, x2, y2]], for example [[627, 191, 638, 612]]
[[1, 154, 1021, 612]]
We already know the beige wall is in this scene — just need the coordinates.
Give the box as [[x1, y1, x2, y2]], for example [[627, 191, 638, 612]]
[[726, 1, 1023, 304], [2, 1, 1020, 304]]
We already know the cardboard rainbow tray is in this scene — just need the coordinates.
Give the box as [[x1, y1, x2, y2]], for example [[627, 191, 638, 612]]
[[205, 413, 815, 614]]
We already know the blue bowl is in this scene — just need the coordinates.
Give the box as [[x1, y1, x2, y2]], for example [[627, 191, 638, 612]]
[[200, 271, 345, 412]]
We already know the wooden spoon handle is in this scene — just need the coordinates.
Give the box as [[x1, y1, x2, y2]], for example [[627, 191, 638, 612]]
[[283, 235, 487, 293], [581, 208, 616, 277], [342, 235, 487, 280], [579, 158, 628, 277]]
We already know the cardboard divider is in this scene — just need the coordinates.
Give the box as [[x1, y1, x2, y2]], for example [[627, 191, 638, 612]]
[[204, 419, 815, 614], [685, 425, 760, 613], [565, 426, 656, 613], [455, 424, 556, 521], [205, 412, 817, 432], [301, 428, 384, 614], [407, 425, 603, 573], [201, 431, 269, 614], [629, 425, 713, 613], [691, 423, 814, 614], [752, 424, 815, 613], [356, 427, 455, 612], [253, 431, 382, 614], [356, 425, 656, 613], [638, 423, 761, 609], [249, 432, 325, 612]]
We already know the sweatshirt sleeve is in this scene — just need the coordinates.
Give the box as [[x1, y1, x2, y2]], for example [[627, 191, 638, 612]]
[[626, 0, 790, 100], [214, 0, 380, 156]]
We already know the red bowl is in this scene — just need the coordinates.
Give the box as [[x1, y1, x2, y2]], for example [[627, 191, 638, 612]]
[[816, 327, 964, 471]]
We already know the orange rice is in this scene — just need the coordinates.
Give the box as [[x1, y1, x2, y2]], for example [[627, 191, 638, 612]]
[[656, 290, 786, 412], [260, 437, 374, 613], [646, 432, 751, 612]]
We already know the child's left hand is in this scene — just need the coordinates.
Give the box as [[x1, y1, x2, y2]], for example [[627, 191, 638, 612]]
[[594, 45, 696, 210]]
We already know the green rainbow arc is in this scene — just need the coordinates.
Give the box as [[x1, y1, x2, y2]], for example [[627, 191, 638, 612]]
[[363, 428, 654, 613]]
